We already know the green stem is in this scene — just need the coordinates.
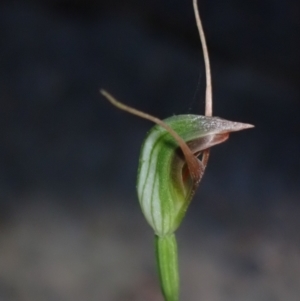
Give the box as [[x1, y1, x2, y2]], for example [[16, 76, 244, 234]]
[[155, 234, 179, 301]]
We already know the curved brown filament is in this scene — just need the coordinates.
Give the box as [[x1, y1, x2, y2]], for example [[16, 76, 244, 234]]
[[193, 0, 212, 169], [100, 90, 202, 184], [193, 0, 212, 117]]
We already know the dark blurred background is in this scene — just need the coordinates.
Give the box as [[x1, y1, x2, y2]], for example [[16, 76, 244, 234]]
[[0, 0, 299, 300]]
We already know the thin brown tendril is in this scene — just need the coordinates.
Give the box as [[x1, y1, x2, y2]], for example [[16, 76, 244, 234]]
[[100, 89, 202, 183], [193, 0, 213, 169]]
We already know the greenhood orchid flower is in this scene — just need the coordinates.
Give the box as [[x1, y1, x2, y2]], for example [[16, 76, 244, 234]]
[[100, 1, 254, 300], [137, 115, 253, 237], [101, 90, 253, 301], [136, 114, 253, 301]]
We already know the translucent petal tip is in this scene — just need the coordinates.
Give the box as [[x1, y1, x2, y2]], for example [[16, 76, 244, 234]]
[[232, 122, 255, 131]]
